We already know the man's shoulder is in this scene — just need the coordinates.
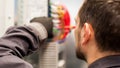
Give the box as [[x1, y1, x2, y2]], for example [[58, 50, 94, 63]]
[[89, 55, 120, 68]]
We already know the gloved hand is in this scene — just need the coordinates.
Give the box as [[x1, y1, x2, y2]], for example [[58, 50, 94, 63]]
[[30, 17, 53, 39]]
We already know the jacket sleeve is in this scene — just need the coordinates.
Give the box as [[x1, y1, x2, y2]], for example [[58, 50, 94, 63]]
[[0, 23, 48, 68]]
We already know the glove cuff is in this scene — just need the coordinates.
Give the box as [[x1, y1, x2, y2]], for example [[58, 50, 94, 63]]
[[25, 22, 48, 40]]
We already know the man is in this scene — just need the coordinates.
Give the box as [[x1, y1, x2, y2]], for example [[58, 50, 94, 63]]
[[75, 0, 120, 68], [0, 17, 53, 68], [1, 0, 120, 68]]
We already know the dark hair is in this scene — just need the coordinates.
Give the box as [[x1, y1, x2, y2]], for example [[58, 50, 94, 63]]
[[79, 0, 120, 52]]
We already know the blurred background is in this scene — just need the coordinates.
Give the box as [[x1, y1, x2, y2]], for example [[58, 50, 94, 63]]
[[0, 0, 87, 68]]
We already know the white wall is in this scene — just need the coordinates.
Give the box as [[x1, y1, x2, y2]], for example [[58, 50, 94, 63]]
[[0, 0, 14, 36], [0, 0, 5, 36]]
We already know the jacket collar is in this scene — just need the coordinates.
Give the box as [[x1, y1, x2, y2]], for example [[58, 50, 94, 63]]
[[89, 55, 120, 68]]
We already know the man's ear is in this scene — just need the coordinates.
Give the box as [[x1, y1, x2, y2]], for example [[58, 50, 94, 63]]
[[81, 23, 91, 46]]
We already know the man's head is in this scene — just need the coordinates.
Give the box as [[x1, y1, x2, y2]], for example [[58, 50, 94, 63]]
[[75, 0, 120, 61]]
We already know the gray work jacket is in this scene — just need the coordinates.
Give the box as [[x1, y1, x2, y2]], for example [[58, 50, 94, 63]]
[[0, 26, 45, 68], [89, 55, 120, 68]]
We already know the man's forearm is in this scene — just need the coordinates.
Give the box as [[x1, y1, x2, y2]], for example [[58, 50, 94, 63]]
[[0, 23, 47, 58]]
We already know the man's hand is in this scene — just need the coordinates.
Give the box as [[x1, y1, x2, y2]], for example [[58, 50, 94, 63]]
[[30, 17, 53, 39]]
